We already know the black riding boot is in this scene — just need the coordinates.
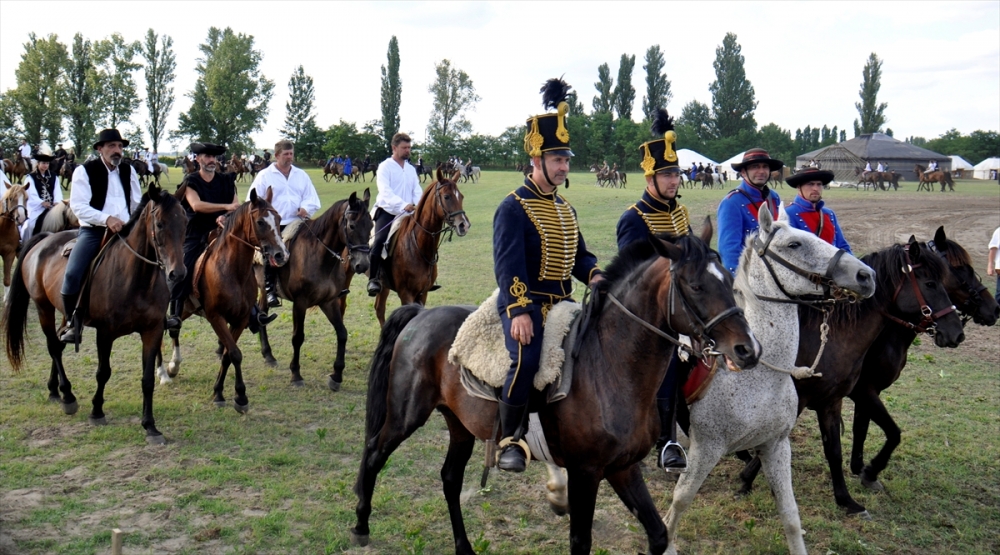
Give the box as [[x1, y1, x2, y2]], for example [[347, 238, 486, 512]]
[[656, 397, 687, 473], [264, 267, 280, 307], [165, 299, 182, 332], [367, 256, 382, 297], [247, 305, 277, 334], [58, 293, 80, 344], [497, 401, 529, 473]]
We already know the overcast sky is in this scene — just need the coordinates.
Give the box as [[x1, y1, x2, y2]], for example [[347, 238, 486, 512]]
[[1, 1, 997, 152]]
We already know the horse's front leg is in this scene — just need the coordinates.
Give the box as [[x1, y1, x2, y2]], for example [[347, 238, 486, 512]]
[[257, 291, 278, 367], [374, 287, 390, 327], [544, 463, 568, 516], [166, 328, 182, 378], [757, 438, 807, 555], [318, 299, 347, 391], [140, 328, 166, 444], [664, 438, 726, 555], [228, 322, 249, 413], [565, 465, 602, 555], [850, 387, 899, 492], [206, 314, 239, 409], [817, 400, 869, 517], [288, 302, 308, 385], [89, 330, 115, 426], [606, 463, 668, 555]]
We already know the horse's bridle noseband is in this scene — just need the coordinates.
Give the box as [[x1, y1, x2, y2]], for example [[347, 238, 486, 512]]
[[928, 240, 987, 326], [883, 249, 957, 335], [751, 227, 854, 305]]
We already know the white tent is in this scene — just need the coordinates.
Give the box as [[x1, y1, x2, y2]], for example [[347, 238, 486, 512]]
[[949, 155, 974, 170], [973, 157, 1000, 180], [721, 151, 746, 170], [676, 148, 718, 170]]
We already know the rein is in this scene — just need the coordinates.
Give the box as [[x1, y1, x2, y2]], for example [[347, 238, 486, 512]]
[[409, 182, 466, 267], [751, 230, 855, 307], [882, 250, 956, 335], [115, 206, 165, 269]]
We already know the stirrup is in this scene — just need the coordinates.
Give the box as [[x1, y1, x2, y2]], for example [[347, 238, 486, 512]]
[[497, 437, 530, 469], [659, 441, 688, 474], [366, 279, 382, 297]]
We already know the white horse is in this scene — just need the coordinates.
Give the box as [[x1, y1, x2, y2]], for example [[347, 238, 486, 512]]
[[156, 162, 170, 182], [664, 205, 875, 555], [38, 200, 79, 233]]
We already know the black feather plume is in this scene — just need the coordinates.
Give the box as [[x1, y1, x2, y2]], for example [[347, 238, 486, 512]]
[[651, 108, 674, 136], [540, 78, 571, 110]]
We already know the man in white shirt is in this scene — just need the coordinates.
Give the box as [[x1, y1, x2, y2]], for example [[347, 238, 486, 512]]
[[248, 139, 321, 306], [367, 133, 423, 296], [20, 145, 62, 243], [59, 128, 143, 344], [988, 227, 1000, 305], [17, 139, 32, 172]]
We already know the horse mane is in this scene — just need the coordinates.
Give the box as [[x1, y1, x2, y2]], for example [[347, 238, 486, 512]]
[[937, 238, 973, 267], [210, 201, 255, 253], [603, 232, 711, 286], [119, 189, 181, 238], [40, 203, 67, 232], [307, 198, 348, 239], [1, 183, 27, 213]]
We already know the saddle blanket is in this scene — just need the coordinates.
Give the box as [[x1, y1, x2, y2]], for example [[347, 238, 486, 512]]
[[448, 289, 580, 392]]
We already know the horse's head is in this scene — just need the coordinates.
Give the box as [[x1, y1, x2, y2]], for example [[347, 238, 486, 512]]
[[2, 184, 29, 226], [740, 204, 875, 302], [649, 219, 760, 369], [929, 227, 999, 326], [142, 183, 188, 290], [881, 239, 965, 348], [430, 170, 470, 236], [249, 188, 289, 267], [342, 188, 374, 274]]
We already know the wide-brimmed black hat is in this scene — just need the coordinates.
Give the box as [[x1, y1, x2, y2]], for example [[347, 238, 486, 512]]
[[93, 128, 130, 150], [731, 148, 783, 172], [786, 167, 834, 188], [638, 108, 680, 176], [524, 78, 573, 158], [34, 145, 55, 162], [190, 142, 227, 156]]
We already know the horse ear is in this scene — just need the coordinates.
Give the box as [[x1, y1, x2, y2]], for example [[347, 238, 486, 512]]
[[758, 203, 774, 234], [699, 216, 713, 244], [437, 168, 444, 183], [649, 234, 683, 261], [148, 183, 161, 199], [363, 187, 371, 203], [264, 187, 273, 204], [907, 234, 917, 244], [907, 239, 921, 262], [349, 191, 358, 204], [250, 188, 259, 203], [933, 226, 947, 246]]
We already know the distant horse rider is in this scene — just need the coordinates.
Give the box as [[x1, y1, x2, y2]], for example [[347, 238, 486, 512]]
[[783, 167, 852, 253], [367, 133, 423, 296], [716, 148, 783, 274], [21, 145, 61, 244], [616, 108, 691, 473], [876, 161, 885, 173], [493, 78, 604, 472], [927, 159, 938, 172], [863, 160, 872, 179], [18, 138, 32, 173], [343, 154, 353, 179], [59, 129, 143, 344]]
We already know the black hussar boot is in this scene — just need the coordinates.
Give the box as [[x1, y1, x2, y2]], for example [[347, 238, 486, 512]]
[[656, 397, 687, 473], [248, 305, 277, 334], [58, 293, 80, 344], [366, 257, 382, 297], [165, 299, 182, 331], [264, 267, 280, 307], [497, 401, 529, 472]]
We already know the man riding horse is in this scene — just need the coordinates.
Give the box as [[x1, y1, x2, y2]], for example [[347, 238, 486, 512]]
[[717, 148, 784, 274], [616, 108, 692, 474], [493, 78, 605, 473], [20, 145, 61, 244], [367, 133, 423, 296]]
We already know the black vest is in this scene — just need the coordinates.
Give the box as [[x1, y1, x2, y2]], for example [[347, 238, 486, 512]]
[[29, 171, 57, 203], [83, 158, 132, 216]]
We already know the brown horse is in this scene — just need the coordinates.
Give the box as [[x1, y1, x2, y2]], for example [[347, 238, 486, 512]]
[[255, 189, 373, 389], [732, 239, 966, 518], [1, 184, 187, 444], [848, 228, 998, 493], [181, 157, 198, 175], [350, 229, 760, 554], [1, 183, 28, 292], [58, 159, 77, 190], [229, 158, 248, 182], [157, 188, 288, 412], [371, 169, 470, 326], [4, 157, 30, 184], [915, 164, 955, 192]]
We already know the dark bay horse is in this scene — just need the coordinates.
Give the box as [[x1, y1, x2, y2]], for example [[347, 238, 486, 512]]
[[1, 184, 28, 294], [848, 227, 999, 493], [2, 184, 187, 444], [734, 239, 966, 517], [915, 164, 955, 192], [157, 188, 288, 412], [351, 229, 761, 555], [58, 159, 77, 190], [372, 169, 470, 326], [256, 189, 373, 390]]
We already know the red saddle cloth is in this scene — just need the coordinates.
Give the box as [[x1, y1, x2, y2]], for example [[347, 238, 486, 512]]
[[682, 356, 720, 404]]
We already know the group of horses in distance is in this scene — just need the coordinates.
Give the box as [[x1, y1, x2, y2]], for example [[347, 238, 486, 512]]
[[854, 165, 957, 192]]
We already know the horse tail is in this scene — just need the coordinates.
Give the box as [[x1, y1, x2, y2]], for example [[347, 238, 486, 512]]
[[2, 233, 50, 373], [363, 303, 425, 443]]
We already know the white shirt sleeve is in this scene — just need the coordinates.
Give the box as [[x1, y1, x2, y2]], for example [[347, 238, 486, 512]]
[[408, 166, 423, 206], [69, 165, 109, 227], [248, 171, 265, 201], [375, 162, 409, 214], [24, 176, 45, 218], [128, 167, 142, 213], [298, 171, 321, 217], [989, 228, 1000, 250]]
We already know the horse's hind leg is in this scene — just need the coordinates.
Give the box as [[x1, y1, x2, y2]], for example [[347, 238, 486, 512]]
[[39, 306, 76, 413], [166, 328, 182, 378], [565, 465, 602, 555], [851, 388, 898, 492], [545, 463, 568, 516], [439, 411, 477, 555], [89, 330, 115, 426], [140, 329, 165, 444], [288, 302, 308, 385], [227, 324, 249, 413], [757, 438, 806, 555], [849, 393, 872, 476], [606, 464, 668, 555], [737, 453, 762, 496], [817, 400, 869, 517], [318, 299, 347, 391], [206, 316, 238, 408], [257, 295, 278, 367], [664, 440, 725, 555]]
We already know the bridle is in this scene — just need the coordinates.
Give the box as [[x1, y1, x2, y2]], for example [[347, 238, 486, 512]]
[[116, 203, 167, 270], [302, 203, 371, 265], [411, 180, 466, 263], [882, 248, 956, 335], [750, 226, 856, 306], [227, 203, 281, 258], [928, 239, 987, 326]]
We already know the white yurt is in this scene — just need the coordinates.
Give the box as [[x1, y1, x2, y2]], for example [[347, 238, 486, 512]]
[[676, 148, 718, 170], [972, 157, 1000, 180], [949, 155, 974, 178]]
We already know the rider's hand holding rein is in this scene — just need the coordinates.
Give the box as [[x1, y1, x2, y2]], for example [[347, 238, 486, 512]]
[[511, 273, 604, 346], [106, 216, 124, 233]]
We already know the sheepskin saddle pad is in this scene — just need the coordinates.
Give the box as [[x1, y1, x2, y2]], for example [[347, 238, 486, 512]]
[[448, 289, 581, 403]]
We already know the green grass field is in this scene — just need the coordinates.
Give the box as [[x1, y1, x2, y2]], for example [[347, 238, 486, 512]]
[[1, 169, 997, 554]]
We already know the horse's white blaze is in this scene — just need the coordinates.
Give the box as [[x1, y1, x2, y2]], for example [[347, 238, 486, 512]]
[[708, 262, 725, 283], [263, 213, 289, 259]]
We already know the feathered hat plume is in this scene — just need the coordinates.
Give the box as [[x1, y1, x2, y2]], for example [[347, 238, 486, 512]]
[[651, 108, 674, 137], [540, 78, 571, 110]]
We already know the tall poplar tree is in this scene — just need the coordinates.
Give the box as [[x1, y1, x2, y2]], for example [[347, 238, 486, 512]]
[[380, 36, 401, 155], [426, 59, 479, 154], [281, 65, 316, 142], [64, 33, 99, 153], [12, 33, 67, 147], [142, 30, 176, 153], [854, 52, 888, 136], [641, 45, 671, 121], [592, 63, 614, 114], [93, 33, 142, 132], [612, 53, 636, 120], [708, 33, 757, 138]]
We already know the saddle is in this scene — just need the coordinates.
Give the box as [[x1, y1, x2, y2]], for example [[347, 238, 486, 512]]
[[448, 289, 581, 405]]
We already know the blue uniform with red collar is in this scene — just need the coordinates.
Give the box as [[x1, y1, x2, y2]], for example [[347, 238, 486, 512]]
[[784, 195, 852, 254], [493, 178, 602, 405], [717, 181, 781, 274]]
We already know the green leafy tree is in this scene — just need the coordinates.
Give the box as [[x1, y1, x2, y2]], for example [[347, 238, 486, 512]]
[[839, 129, 847, 142], [12, 33, 67, 147], [564, 115, 591, 166], [426, 59, 480, 157], [64, 33, 99, 154], [674, 100, 713, 157], [592, 63, 614, 114], [854, 53, 888, 136], [641, 45, 671, 121], [906, 136, 927, 147], [498, 125, 525, 167], [295, 120, 325, 162], [380, 36, 401, 156], [589, 111, 615, 165], [612, 54, 636, 121], [177, 27, 275, 154], [758, 123, 795, 167], [141, 30, 176, 153], [281, 65, 317, 143], [0, 93, 23, 153], [709, 33, 757, 139], [93, 33, 142, 132], [566, 90, 586, 116]]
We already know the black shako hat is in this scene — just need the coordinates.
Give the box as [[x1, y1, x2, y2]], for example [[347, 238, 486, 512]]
[[786, 167, 834, 188], [639, 108, 680, 176], [731, 148, 784, 172], [524, 78, 573, 158], [190, 143, 227, 156], [93, 128, 130, 150]]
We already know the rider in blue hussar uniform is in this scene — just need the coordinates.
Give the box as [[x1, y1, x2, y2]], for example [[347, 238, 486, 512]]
[[783, 167, 852, 253], [493, 78, 604, 473], [615, 108, 692, 473], [716, 148, 784, 274], [343, 155, 352, 178]]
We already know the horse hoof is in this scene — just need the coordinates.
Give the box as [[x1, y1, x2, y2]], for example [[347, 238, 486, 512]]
[[861, 477, 884, 492], [213, 400, 226, 408], [48, 395, 61, 404], [291, 379, 304, 388], [88, 416, 107, 426], [166, 364, 180, 378], [234, 402, 249, 414], [851, 510, 873, 521], [264, 356, 278, 368], [328, 376, 341, 392], [350, 530, 369, 547], [146, 433, 166, 445], [62, 401, 79, 415]]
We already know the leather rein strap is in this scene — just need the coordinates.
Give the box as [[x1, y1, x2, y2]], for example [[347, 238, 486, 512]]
[[751, 230, 853, 307], [883, 250, 956, 334]]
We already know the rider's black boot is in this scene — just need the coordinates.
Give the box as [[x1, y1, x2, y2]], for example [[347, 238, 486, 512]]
[[497, 401, 529, 473], [247, 305, 277, 334], [58, 293, 80, 344], [656, 397, 687, 473], [264, 267, 280, 307], [164, 299, 182, 332]]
